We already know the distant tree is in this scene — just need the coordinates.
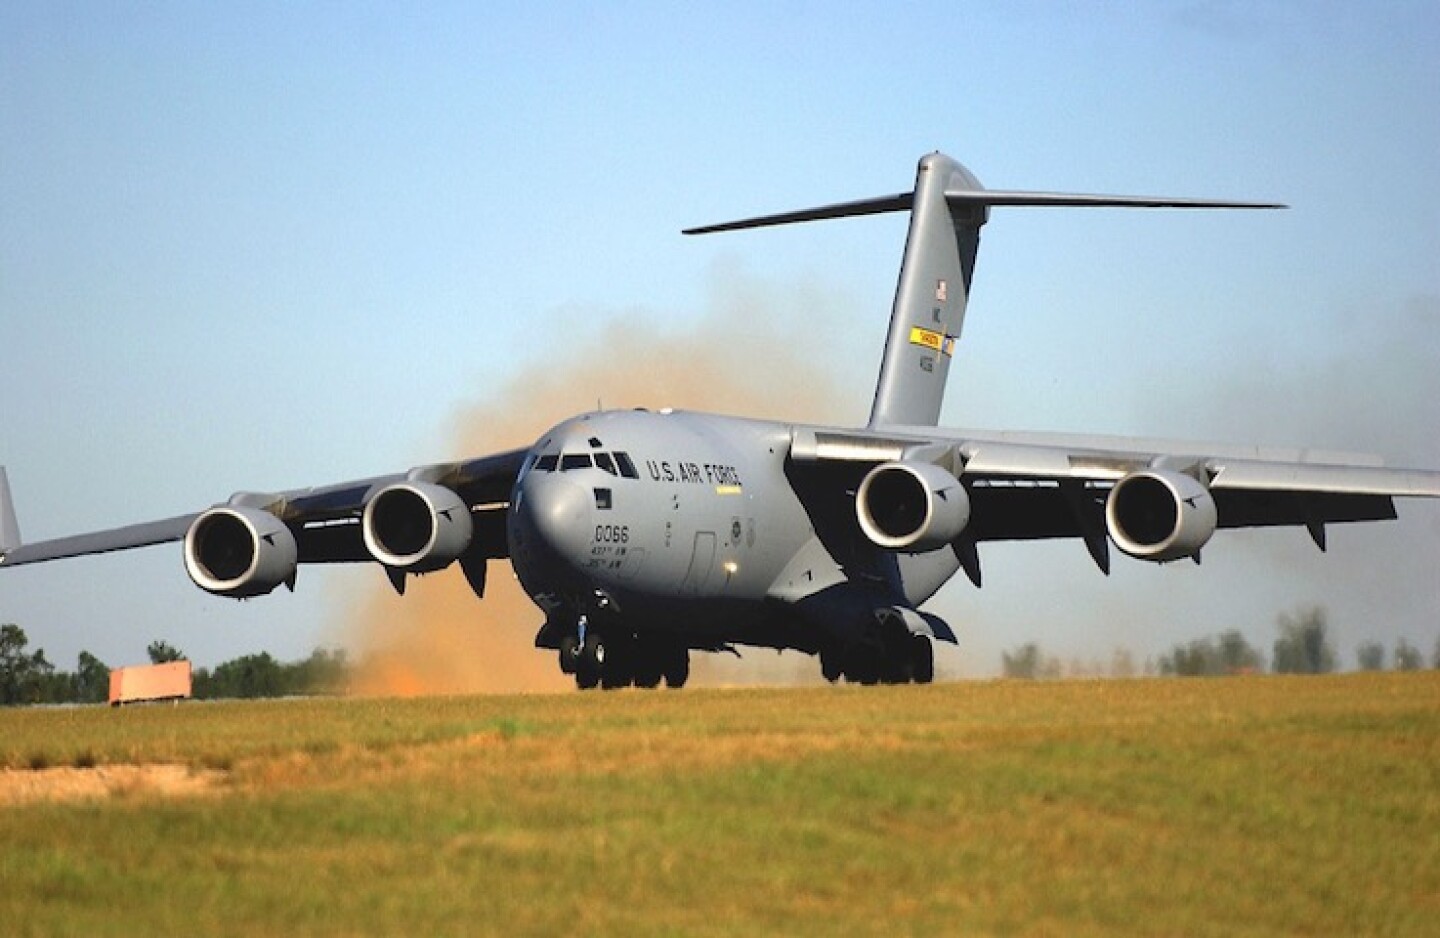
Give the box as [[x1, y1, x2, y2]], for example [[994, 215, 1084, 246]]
[[1433, 636, 1440, 670], [195, 652, 282, 699], [1272, 607, 1336, 675], [147, 640, 186, 664], [1109, 647, 1137, 679], [0, 624, 56, 705], [291, 647, 349, 695], [1393, 639, 1423, 671], [1002, 643, 1042, 679], [1356, 641, 1386, 671], [1159, 638, 1220, 676], [1217, 630, 1264, 674], [1157, 632, 1261, 677], [73, 651, 111, 704]]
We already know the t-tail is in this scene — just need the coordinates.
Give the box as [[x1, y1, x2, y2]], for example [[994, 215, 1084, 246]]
[[685, 152, 1283, 428]]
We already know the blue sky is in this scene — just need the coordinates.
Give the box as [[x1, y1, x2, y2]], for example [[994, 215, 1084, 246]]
[[2, 2, 1437, 676]]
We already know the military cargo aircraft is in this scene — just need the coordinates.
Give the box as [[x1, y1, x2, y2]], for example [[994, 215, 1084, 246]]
[[4, 153, 1438, 689]]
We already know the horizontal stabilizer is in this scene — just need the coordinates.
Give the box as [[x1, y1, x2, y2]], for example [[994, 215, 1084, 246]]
[[943, 189, 1286, 210], [683, 193, 913, 235], [685, 183, 1283, 236]]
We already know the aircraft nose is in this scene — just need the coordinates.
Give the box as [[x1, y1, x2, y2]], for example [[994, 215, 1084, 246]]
[[517, 473, 594, 561]]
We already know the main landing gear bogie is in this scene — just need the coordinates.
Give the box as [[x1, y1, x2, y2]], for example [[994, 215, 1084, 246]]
[[563, 626, 689, 691], [821, 631, 935, 686]]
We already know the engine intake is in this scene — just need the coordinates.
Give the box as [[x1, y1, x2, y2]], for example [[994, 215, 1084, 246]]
[[184, 506, 298, 598], [856, 461, 970, 551], [1105, 469, 1217, 562], [362, 481, 473, 572]]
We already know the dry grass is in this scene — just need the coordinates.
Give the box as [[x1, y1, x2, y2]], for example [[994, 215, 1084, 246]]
[[1, 674, 1437, 936]]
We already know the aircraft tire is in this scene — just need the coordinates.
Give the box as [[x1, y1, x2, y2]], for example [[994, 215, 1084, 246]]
[[879, 639, 913, 685], [600, 633, 635, 689], [558, 636, 581, 675], [819, 648, 843, 684], [910, 634, 935, 684], [633, 641, 664, 689], [843, 641, 882, 685], [576, 635, 605, 690], [662, 648, 690, 689]]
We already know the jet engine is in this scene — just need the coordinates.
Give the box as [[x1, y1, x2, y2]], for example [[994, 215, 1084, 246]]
[[362, 481, 473, 573], [855, 461, 970, 551], [183, 506, 298, 598], [1105, 468, 1217, 561]]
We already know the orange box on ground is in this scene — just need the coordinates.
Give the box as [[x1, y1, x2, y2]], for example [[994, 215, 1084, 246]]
[[108, 661, 193, 706]]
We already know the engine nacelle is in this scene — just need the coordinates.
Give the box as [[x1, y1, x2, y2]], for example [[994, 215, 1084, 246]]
[[183, 506, 298, 598], [362, 481, 473, 573], [1105, 469, 1217, 562], [856, 461, 971, 552]]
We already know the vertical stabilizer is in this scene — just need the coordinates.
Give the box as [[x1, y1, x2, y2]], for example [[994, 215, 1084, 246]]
[[683, 152, 1282, 430], [867, 153, 986, 428]]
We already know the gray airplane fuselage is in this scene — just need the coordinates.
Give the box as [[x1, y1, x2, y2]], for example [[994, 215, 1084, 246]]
[[508, 408, 960, 652]]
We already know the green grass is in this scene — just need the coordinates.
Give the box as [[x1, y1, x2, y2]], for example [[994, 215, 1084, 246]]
[[2, 674, 1438, 936]]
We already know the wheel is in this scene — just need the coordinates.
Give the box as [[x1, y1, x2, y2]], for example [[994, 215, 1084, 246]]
[[632, 640, 664, 689], [909, 634, 934, 684], [575, 635, 605, 690], [600, 634, 635, 689], [558, 635, 580, 675], [662, 647, 690, 689], [879, 635, 913, 684], [843, 640, 882, 685], [819, 647, 844, 683]]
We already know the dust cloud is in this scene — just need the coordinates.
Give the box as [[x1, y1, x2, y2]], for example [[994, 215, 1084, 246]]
[[341, 270, 859, 695]]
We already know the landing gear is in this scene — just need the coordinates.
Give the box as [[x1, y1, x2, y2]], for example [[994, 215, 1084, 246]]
[[575, 632, 605, 690], [558, 635, 581, 675], [821, 630, 935, 686], [566, 624, 690, 691], [909, 633, 935, 684], [661, 646, 690, 689]]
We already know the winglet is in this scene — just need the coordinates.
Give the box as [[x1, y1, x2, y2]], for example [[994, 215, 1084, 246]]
[[0, 467, 22, 558]]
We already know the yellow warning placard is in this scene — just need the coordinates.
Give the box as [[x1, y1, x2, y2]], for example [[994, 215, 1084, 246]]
[[908, 326, 944, 352]]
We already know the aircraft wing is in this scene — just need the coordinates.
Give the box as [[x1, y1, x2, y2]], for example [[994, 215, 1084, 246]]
[[788, 425, 1440, 573], [0, 448, 528, 571]]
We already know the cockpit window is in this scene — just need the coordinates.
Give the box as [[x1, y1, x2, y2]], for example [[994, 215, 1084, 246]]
[[535, 449, 635, 478]]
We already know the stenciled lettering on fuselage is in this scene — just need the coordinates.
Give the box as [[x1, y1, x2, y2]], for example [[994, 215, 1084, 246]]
[[644, 459, 743, 489], [586, 523, 631, 572]]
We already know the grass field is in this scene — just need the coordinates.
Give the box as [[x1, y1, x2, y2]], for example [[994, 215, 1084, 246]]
[[2, 674, 1438, 936]]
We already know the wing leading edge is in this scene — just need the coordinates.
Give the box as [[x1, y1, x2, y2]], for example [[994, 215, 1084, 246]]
[[0, 448, 528, 574], [788, 424, 1440, 573]]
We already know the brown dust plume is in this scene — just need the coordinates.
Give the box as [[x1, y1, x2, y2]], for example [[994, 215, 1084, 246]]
[[341, 279, 857, 695]]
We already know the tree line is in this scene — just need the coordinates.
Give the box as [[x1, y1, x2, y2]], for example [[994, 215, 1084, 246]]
[[1002, 607, 1440, 679], [0, 624, 349, 706]]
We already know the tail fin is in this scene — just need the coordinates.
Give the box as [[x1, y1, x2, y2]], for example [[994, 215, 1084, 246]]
[[685, 152, 1284, 428]]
